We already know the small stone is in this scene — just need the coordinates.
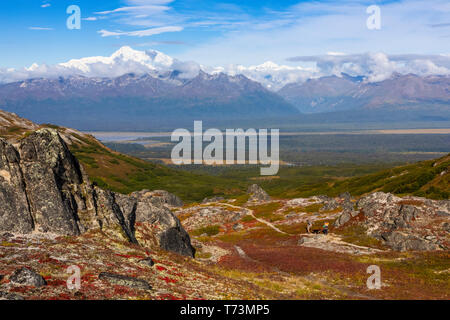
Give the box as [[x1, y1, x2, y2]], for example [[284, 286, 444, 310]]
[[298, 237, 315, 245], [98, 272, 152, 290], [138, 257, 155, 267], [0, 291, 25, 300], [233, 223, 243, 231], [436, 211, 449, 217]]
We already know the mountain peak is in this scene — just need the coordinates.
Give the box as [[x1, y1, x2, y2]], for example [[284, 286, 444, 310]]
[[111, 46, 148, 61]]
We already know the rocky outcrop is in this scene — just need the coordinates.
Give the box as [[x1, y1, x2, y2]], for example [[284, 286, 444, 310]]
[[247, 184, 271, 202], [334, 192, 449, 251], [202, 196, 225, 204], [9, 268, 47, 287], [0, 129, 193, 257], [132, 189, 183, 208], [381, 231, 440, 251], [130, 190, 195, 257]]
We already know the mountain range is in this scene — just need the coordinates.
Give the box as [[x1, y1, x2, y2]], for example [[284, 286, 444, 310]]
[[279, 73, 450, 113], [0, 47, 449, 130]]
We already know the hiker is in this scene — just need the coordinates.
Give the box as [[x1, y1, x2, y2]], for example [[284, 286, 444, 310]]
[[306, 220, 312, 233], [322, 222, 329, 235]]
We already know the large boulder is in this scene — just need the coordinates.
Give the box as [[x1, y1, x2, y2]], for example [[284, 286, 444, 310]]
[[0, 129, 194, 257], [0, 129, 133, 240], [18, 129, 84, 235], [9, 267, 46, 287], [334, 211, 352, 227], [381, 231, 440, 251], [132, 190, 183, 208], [347, 192, 449, 251], [0, 139, 34, 233], [247, 184, 271, 202], [130, 191, 195, 257]]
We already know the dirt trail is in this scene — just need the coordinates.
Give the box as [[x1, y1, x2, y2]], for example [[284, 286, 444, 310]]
[[222, 203, 289, 235]]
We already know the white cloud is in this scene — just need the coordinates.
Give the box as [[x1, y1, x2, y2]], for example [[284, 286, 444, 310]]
[[176, 0, 450, 67], [288, 52, 450, 82], [98, 26, 183, 37], [0, 47, 449, 88], [28, 27, 53, 30], [83, 17, 98, 21]]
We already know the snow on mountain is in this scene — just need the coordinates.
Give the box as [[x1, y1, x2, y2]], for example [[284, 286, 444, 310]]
[[0, 46, 196, 84], [2, 47, 450, 91], [59, 46, 175, 76], [0, 47, 315, 89], [212, 61, 316, 91]]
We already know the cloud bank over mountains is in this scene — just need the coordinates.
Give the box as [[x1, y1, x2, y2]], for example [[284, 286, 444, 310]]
[[0, 46, 449, 90]]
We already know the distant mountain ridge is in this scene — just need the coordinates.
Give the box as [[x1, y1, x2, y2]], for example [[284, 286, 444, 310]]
[[0, 61, 449, 130], [278, 73, 450, 113], [0, 71, 298, 129]]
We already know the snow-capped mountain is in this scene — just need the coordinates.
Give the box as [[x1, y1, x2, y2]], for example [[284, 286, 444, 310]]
[[0, 46, 202, 85], [2, 46, 450, 92], [0, 46, 314, 90], [59, 46, 174, 75], [207, 61, 314, 91], [0, 46, 449, 130]]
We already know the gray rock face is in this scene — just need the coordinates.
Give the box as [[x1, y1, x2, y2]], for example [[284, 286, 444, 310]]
[[0, 291, 25, 300], [132, 190, 183, 207], [98, 272, 152, 290], [335, 192, 449, 251], [339, 192, 352, 201], [9, 267, 46, 287], [247, 184, 271, 202], [18, 129, 84, 235], [334, 211, 352, 227], [202, 196, 225, 204], [159, 227, 196, 258], [0, 129, 194, 257], [320, 198, 339, 212], [381, 231, 440, 251], [0, 140, 34, 233], [130, 190, 195, 257]]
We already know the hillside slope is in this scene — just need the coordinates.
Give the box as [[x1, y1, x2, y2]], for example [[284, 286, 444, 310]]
[[262, 154, 450, 200], [1, 109, 448, 201], [0, 110, 244, 202]]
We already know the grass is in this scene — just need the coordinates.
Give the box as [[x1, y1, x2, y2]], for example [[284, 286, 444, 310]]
[[3, 120, 447, 204], [248, 202, 283, 220], [335, 223, 384, 249], [68, 133, 247, 202], [191, 225, 221, 237]]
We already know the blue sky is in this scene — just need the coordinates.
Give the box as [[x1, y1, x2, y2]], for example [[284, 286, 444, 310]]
[[1, 0, 450, 68]]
